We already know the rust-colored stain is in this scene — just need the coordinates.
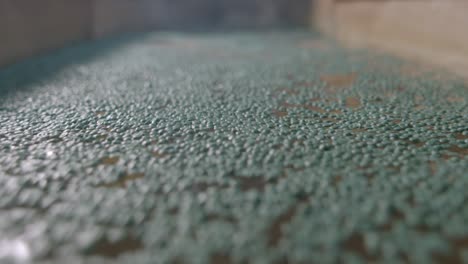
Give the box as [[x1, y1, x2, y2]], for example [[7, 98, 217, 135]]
[[447, 96, 464, 103], [345, 97, 361, 109], [100, 156, 120, 165], [204, 213, 237, 224], [267, 205, 298, 247], [152, 151, 168, 158], [414, 105, 426, 110], [272, 144, 283, 150], [406, 140, 425, 148], [187, 182, 227, 193], [96, 111, 106, 116], [386, 165, 401, 172], [210, 253, 234, 264], [364, 172, 375, 183], [89, 236, 143, 258], [343, 233, 377, 261], [447, 145, 468, 156], [356, 165, 371, 171], [96, 134, 108, 141], [332, 175, 343, 185], [351, 128, 367, 133], [233, 176, 269, 192], [379, 209, 405, 232], [442, 153, 454, 161], [309, 97, 339, 104], [98, 172, 145, 188], [320, 73, 356, 88], [329, 109, 343, 114], [273, 110, 288, 118], [454, 133, 468, 140], [428, 161, 438, 175], [396, 86, 406, 92], [433, 237, 468, 264]]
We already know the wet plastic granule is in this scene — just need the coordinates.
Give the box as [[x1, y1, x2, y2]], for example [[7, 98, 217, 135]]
[[0, 32, 467, 264]]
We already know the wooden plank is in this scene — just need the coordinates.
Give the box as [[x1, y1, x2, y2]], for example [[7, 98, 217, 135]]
[[314, 0, 468, 78], [312, 0, 336, 35]]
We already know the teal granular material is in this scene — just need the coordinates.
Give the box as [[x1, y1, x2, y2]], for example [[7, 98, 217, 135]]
[[0, 32, 467, 264]]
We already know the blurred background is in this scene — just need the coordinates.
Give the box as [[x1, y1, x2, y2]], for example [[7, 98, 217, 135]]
[[1, 0, 467, 75], [0, 0, 312, 68], [149, 0, 311, 30]]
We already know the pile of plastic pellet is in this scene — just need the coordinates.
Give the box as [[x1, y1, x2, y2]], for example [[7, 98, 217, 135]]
[[0, 32, 467, 264]]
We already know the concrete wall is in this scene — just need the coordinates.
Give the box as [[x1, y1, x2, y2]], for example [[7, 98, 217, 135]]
[[0, 0, 92, 67]]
